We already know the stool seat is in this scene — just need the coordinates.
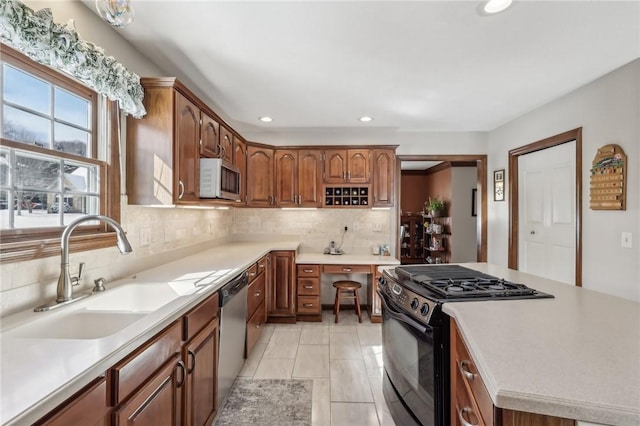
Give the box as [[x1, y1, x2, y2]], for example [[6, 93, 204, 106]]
[[332, 280, 362, 323]]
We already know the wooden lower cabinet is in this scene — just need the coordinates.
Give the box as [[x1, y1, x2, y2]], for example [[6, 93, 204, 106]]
[[114, 354, 183, 425], [246, 258, 267, 357], [182, 319, 219, 426], [296, 264, 321, 321], [35, 377, 109, 426], [450, 318, 575, 426], [267, 250, 296, 322]]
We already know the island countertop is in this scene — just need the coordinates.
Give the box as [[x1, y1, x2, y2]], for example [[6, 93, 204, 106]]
[[443, 263, 640, 426]]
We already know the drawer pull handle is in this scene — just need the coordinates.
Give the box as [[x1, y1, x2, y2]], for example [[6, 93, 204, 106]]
[[303, 303, 314, 307], [303, 269, 314, 273], [458, 406, 478, 426], [303, 285, 314, 289], [250, 272, 256, 277], [176, 360, 186, 388], [342, 268, 352, 272], [459, 360, 475, 380], [256, 323, 261, 329], [254, 292, 262, 297], [259, 264, 265, 268]]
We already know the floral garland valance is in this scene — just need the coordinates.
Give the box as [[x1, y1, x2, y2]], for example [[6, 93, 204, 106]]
[[0, 0, 146, 118]]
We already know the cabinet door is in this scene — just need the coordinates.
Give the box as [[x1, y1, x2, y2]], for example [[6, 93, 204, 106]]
[[323, 149, 347, 183], [275, 149, 298, 207], [114, 355, 183, 426], [183, 320, 218, 426], [175, 93, 200, 202], [234, 138, 247, 203], [36, 377, 109, 426], [200, 113, 220, 158], [347, 149, 371, 183], [246, 146, 274, 207], [268, 251, 296, 317], [219, 125, 234, 164], [372, 149, 395, 206], [298, 149, 322, 207]]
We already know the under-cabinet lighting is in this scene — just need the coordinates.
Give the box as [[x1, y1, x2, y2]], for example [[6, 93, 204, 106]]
[[177, 205, 231, 210], [371, 207, 391, 211], [281, 207, 318, 211]]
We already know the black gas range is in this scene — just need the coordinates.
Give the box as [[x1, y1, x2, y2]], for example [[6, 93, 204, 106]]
[[381, 264, 553, 326], [377, 264, 553, 426]]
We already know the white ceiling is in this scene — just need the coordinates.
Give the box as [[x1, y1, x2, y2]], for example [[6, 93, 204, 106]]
[[107, 1, 639, 133]]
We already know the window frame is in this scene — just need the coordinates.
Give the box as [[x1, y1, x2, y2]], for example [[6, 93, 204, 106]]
[[0, 44, 120, 264]]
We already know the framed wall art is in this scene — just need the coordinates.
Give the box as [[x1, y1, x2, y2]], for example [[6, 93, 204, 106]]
[[494, 169, 505, 201]]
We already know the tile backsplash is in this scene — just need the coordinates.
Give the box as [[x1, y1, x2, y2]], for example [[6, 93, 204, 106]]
[[0, 205, 391, 317]]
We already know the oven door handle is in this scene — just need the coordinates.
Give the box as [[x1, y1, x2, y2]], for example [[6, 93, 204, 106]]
[[376, 288, 428, 334]]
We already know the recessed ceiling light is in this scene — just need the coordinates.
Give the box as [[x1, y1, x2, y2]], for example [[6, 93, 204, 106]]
[[483, 0, 513, 14], [259, 116, 273, 122], [359, 116, 373, 122]]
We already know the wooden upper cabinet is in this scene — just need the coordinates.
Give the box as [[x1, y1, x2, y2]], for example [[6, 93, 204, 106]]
[[175, 93, 200, 202], [275, 149, 298, 207], [372, 149, 395, 207], [200, 113, 220, 158], [234, 138, 247, 203], [347, 149, 371, 183], [298, 149, 322, 207], [247, 145, 275, 207], [323, 148, 370, 184], [323, 149, 348, 183], [219, 125, 234, 164]]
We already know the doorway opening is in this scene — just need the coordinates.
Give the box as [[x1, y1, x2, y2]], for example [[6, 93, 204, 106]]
[[508, 128, 583, 286], [396, 155, 488, 263]]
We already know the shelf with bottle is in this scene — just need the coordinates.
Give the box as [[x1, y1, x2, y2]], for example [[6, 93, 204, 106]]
[[400, 215, 424, 264], [423, 215, 449, 263]]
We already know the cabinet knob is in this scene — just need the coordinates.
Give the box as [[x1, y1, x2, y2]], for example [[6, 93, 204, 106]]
[[254, 292, 262, 297], [303, 303, 314, 308], [303, 269, 313, 273], [303, 285, 314, 289]]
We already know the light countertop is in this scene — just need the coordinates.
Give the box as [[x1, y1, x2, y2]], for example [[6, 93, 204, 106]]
[[443, 263, 640, 426], [296, 253, 400, 265], [0, 241, 299, 426]]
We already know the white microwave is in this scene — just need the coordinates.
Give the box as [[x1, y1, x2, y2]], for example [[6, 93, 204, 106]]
[[199, 158, 242, 201]]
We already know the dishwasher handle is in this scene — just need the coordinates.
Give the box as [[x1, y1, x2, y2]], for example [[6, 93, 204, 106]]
[[219, 271, 249, 307]]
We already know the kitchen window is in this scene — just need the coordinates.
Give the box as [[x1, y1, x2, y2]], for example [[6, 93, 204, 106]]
[[0, 45, 120, 263]]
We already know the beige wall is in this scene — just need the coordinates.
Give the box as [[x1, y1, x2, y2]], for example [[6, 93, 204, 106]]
[[487, 59, 640, 302], [449, 167, 478, 263]]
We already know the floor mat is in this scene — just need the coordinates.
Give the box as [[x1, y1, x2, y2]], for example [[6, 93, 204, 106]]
[[215, 378, 313, 426]]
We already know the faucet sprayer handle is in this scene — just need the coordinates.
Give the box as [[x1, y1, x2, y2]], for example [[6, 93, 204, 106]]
[[71, 262, 85, 286]]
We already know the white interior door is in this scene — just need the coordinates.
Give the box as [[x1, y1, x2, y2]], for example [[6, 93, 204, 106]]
[[518, 141, 576, 285]]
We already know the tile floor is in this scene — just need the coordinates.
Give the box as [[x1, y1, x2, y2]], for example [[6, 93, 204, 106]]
[[238, 310, 395, 426]]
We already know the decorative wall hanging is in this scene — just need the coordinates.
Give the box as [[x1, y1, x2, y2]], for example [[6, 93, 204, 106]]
[[590, 144, 626, 210], [493, 169, 505, 201], [0, 0, 146, 118]]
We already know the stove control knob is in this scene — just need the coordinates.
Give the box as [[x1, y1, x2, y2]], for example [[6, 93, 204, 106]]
[[420, 303, 430, 316], [410, 298, 419, 310]]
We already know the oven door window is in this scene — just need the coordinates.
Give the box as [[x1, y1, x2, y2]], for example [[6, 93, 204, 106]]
[[379, 292, 447, 426]]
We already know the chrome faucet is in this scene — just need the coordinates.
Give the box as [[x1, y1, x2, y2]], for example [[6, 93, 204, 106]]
[[35, 215, 132, 311]]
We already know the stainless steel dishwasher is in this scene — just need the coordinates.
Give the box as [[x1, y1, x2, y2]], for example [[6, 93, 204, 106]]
[[217, 270, 249, 409]]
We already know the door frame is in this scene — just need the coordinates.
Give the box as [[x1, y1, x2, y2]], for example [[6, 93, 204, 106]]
[[508, 128, 583, 286], [396, 155, 488, 262]]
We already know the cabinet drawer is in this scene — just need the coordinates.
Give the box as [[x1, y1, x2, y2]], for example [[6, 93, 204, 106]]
[[248, 272, 266, 317], [183, 292, 219, 341], [109, 320, 182, 405], [297, 264, 320, 277], [257, 255, 269, 275], [36, 377, 108, 426], [323, 264, 371, 274], [454, 323, 494, 426], [454, 363, 484, 426], [247, 263, 259, 282], [246, 301, 266, 357], [297, 278, 320, 296], [297, 296, 321, 314]]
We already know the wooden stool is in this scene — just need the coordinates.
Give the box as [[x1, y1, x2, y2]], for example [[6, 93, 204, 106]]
[[332, 280, 362, 323]]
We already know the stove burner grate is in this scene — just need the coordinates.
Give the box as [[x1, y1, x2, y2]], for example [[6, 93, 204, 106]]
[[420, 277, 540, 299]]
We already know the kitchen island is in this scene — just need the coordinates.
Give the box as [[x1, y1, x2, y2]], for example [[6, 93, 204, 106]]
[[444, 263, 640, 426]]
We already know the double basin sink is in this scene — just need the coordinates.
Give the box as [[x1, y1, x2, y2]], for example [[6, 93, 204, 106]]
[[3, 282, 201, 340]]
